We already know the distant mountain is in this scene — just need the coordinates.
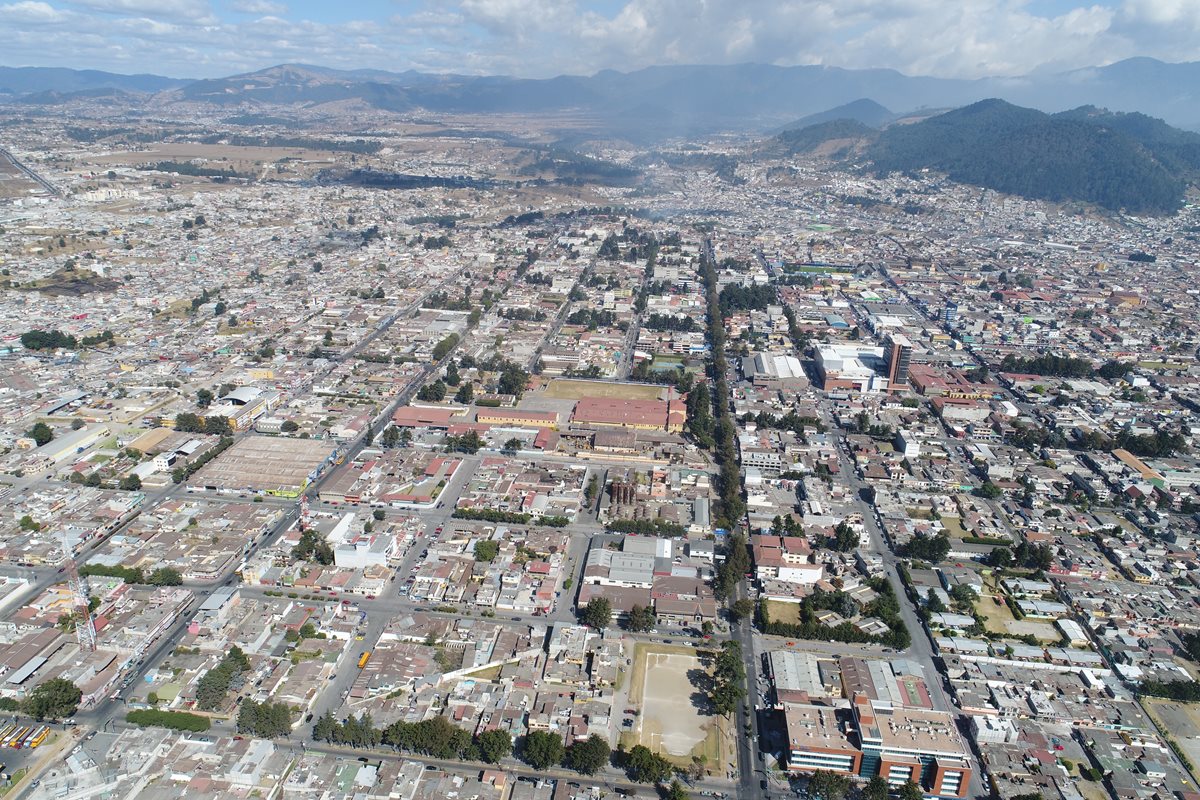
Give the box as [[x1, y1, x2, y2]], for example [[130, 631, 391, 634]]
[[0, 66, 185, 96], [776, 99, 895, 133], [1, 58, 1199, 138], [16, 87, 136, 105], [860, 99, 1193, 214]]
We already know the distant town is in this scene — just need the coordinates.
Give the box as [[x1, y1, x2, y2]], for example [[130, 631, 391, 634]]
[[0, 84, 1198, 800]]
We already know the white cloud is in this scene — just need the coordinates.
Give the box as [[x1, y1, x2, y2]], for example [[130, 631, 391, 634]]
[[0, 0, 1197, 81], [0, 1, 69, 23], [228, 0, 285, 14]]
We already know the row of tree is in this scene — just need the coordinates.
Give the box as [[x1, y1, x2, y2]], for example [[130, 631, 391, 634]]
[[78, 564, 183, 586], [173, 413, 233, 436], [195, 646, 251, 711], [312, 711, 612, 773]]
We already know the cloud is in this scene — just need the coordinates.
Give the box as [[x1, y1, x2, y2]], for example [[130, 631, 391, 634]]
[[67, 0, 216, 23], [227, 0, 285, 14], [0, 1, 69, 23], [0, 0, 1197, 81]]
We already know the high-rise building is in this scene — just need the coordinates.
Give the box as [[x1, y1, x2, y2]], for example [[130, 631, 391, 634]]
[[884, 334, 913, 388], [942, 301, 958, 325]]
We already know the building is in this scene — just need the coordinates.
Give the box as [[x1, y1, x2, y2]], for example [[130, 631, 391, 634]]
[[571, 397, 684, 432], [852, 695, 972, 798], [475, 409, 558, 429], [741, 352, 809, 391], [783, 703, 862, 775], [814, 344, 889, 393], [883, 334, 913, 389], [942, 301, 958, 326]]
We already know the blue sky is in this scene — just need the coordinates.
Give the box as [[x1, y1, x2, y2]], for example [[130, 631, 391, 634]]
[[0, 0, 1197, 79]]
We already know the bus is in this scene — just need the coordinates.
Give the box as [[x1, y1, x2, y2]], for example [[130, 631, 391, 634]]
[[7, 728, 29, 748], [29, 727, 49, 748], [357, 651, 371, 669]]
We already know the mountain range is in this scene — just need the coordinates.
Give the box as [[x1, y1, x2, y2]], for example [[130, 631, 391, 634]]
[[1, 59, 1199, 135], [775, 99, 1200, 214]]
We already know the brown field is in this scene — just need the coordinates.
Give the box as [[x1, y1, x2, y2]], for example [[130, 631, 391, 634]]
[[626, 643, 732, 771]]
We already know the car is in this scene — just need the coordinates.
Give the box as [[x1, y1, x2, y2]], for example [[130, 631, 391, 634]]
[[305, 713, 314, 723]]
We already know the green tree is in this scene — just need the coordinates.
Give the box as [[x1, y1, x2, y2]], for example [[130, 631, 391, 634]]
[[147, 567, 183, 586], [831, 520, 858, 552], [23, 678, 82, 720], [808, 770, 851, 800], [522, 730, 565, 770], [862, 776, 890, 800], [565, 733, 610, 774], [988, 546, 1012, 569], [27, 421, 53, 446], [281, 419, 300, 433], [579, 597, 612, 630], [897, 781, 925, 800], [119, 474, 142, 491], [196, 388, 214, 408], [454, 382, 474, 404], [666, 780, 690, 800], [925, 589, 947, 614], [500, 436, 522, 455], [626, 604, 656, 633], [474, 540, 500, 562], [626, 744, 673, 783], [476, 729, 512, 763], [729, 598, 754, 622]]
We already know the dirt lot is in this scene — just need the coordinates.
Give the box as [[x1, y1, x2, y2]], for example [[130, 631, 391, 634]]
[[1144, 697, 1200, 783], [542, 379, 666, 401], [625, 643, 731, 771], [975, 592, 1059, 642]]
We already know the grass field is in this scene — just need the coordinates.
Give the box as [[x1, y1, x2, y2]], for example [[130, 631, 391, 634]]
[[542, 379, 665, 401], [763, 599, 803, 625]]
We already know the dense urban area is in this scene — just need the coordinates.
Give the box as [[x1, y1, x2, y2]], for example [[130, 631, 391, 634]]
[[0, 83, 1199, 800]]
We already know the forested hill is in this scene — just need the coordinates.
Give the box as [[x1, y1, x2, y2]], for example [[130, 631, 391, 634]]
[[867, 100, 1191, 214], [770, 98, 1197, 215]]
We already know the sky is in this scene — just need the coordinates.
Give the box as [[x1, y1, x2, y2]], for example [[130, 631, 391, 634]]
[[0, 0, 1198, 79]]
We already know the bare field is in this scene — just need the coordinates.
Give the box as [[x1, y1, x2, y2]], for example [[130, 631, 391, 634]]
[[626, 643, 731, 772], [763, 599, 803, 625], [542, 379, 666, 401], [1144, 697, 1200, 783]]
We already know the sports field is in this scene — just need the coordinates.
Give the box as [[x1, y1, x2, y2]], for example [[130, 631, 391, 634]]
[[542, 379, 665, 401], [625, 643, 731, 771]]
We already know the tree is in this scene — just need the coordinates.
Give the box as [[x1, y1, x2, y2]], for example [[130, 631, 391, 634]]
[[831, 520, 858, 552], [808, 770, 851, 800], [27, 422, 53, 446], [988, 546, 1012, 569], [949, 584, 977, 609], [281, 419, 300, 433], [974, 481, 1003, 499], [237, 699, 293, 738], [23, 678, 81, 720], [381, 425, 401, 448], [500, 436, 522, 456], [925, 589, 947, 614], [147, 567, 183, 586], [565, 734, 610, 774], [626, 744, 673, 783], [626, 604, 656, 633], [477, 729, 512, 763], [522, 730, 565, 770], [119, 474, 142, 491], [373, 508, 385, 521], [862, 776, 890, 800], [578, 597, 612, 630], [196, 388, 214, 408], [474, 540, 500, 562], [666, 780, 690, 800], [417, 380, 447, 402], [897, 781, 924, 800], [454, 382, 474, 405]]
